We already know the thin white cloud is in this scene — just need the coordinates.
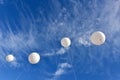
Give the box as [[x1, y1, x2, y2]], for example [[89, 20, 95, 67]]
[[58, 63, 72, 69], [0, 0, 4, 4], [56, 48, 70, 55], [10, 61, 19, 67], [56, 48, 66, 55], [42, 53, 55, 57], [78, 37, 91, 46], [42, 48, 69, 57], [54, 68, 65, 76], [51, 63, 72, 80]]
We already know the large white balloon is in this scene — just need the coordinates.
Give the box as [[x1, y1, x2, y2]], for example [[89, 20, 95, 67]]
[[90, 31, 106, 45], [61, 37, 71, 48], [28, 52, 40, 64], [6, 54, 15, 62]]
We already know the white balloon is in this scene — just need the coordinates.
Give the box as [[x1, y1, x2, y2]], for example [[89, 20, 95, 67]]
[[61, 37, 71, 48], [28, 52, 40, 64], [6, 54, 15, 62], [90, 31, 106, 45]]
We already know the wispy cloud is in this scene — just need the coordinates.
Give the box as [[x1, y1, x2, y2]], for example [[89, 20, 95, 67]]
[[56, 48, 68, 55], [51, 63, 72, 80], [54, 68, 65, 76], [78, 37, 91, 46], [0, 30, 37, 52], [58, 63, 72, 69], [0, 0, 4, 4], [9, 60, 20, 67], [74, 30, 93, 47], [42, 53, 55, 57], [42, 48, 69, 57], [100, 0, 120, 32]]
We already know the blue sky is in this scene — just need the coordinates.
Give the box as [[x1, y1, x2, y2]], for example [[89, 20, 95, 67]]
[[0, 0, 120, 80]]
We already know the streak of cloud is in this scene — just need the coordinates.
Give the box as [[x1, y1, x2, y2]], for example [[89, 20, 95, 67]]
[[50, 63, 72, 80]]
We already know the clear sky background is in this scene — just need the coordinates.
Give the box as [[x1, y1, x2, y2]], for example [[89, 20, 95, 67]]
[[0, 0, 120, 80]]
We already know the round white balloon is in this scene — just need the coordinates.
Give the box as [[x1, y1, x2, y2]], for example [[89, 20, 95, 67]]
[[28, 52, 40, 64], [90, 31, 106, 45], [6, 54, 15, 62], [61, 37, 71, 48]]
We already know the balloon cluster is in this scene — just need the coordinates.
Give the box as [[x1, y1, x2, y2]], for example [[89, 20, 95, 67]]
[[5, 31, 106, 64]]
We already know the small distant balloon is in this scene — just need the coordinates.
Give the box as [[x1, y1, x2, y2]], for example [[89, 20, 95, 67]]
[[28, 52, 40, 64], [6, 54, 15, 62], [90, 31, 106, 45], [61, 37, 71, 48]]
